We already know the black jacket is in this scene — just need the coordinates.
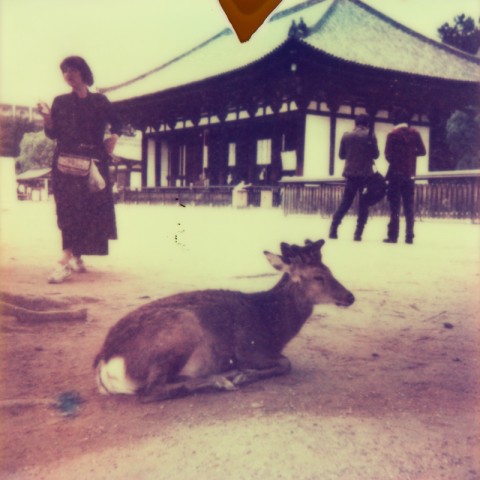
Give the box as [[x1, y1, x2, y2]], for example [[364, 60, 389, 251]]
[[45, 91, 122, 156], [339, 126, 379, 178]]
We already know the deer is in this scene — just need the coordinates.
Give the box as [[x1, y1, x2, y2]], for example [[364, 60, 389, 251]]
[[94, 239, 354, 402]]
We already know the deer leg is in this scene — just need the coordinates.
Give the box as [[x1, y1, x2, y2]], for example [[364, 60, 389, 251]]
[[139, 374, 237, 403], [230, 355, 292, 387]]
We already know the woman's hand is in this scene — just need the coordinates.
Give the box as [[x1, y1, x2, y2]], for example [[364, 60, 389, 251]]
[[104, 134, 119, 155], [36, 102, 52, 128]]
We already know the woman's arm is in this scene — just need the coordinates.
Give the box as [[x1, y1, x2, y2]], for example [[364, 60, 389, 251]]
[[102, 95, 122, 154]]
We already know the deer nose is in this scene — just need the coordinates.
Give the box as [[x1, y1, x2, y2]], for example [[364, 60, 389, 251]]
[[345, 292, 355, 305], [335, 291, 355, 307]]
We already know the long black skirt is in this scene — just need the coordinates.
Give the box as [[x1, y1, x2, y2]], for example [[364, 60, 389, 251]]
[[53, 161, 117, 256]]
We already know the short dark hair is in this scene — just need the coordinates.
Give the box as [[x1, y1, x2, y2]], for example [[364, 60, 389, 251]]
[[390, 107, 410, 125], [60, 56, 94, 86], [355, 113, 370, 127]]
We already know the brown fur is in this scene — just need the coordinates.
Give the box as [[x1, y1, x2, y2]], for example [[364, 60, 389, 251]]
[[94, 240, 354, 402]]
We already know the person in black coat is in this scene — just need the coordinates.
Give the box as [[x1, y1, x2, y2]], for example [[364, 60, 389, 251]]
[[38, 56, 122, 283], [329, 114, 379, 241]]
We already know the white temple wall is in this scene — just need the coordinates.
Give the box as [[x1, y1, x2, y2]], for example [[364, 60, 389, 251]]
[[373, 122, 392, 176], [160, 140, 169, 186], [304, 114, 330, 178], [415, 125, 430, 175], [146, 138, 156, 187]]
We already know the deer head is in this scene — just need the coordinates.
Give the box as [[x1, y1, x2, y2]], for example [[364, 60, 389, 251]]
[[265, 239, 355, 307]]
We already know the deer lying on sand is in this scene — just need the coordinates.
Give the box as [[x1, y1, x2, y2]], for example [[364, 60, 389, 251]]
[[94, 239, 354, 402]]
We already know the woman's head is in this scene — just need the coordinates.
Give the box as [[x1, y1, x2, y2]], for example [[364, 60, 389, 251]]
[[60, 56, 94, 86]]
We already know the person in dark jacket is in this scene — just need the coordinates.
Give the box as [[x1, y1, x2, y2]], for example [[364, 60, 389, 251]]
[[383, 107, 426, 244], [38, 56, 122, 283], [329, 113, 379, 241]]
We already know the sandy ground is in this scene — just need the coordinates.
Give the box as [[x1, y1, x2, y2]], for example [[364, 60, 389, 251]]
[[0, 201, 479, 480]]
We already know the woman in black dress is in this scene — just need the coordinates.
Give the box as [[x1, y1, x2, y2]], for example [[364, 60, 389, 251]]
[[38, 56, 122, 283]]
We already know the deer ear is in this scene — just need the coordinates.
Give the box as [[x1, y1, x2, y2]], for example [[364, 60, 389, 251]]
[[264, 251, 289, 272], [280, 242, 291, 258]]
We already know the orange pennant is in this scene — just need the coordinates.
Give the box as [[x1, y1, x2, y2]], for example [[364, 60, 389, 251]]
[[219, 0, 284, 42]]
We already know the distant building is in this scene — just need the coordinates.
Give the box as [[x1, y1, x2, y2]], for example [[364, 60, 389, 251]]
[[16, 167, 51, 201], [0, 103, 43, 127], [103, 0, 480, 187], [111, 133, 142, 189]]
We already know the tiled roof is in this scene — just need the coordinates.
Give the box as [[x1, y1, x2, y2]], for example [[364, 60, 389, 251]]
[[107, 0, 479, 102], [304, 0, 480, 82], [106, 0, 334, 101]]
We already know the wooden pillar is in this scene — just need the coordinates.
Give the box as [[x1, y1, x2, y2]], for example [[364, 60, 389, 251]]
[[271, 126, 283, 183], [366, 104, 379, 133], [209, 108, 230, 185], [239, 100, 260, 184], [185, 131, 202, 185], [155, 140, 161, 187], [326, 99, 339, 176], [295, 112, 307, 176], [141, 134, 148, 187]]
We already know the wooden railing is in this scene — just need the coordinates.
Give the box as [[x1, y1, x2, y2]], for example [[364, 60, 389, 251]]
[[119, 172, 480, 220], [120, 185, 282, 208], [281, 171, 480, 221], [120, 186, 233, 206]]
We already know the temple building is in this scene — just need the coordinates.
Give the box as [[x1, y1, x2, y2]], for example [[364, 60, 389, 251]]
[[104, 0, 480, 187]]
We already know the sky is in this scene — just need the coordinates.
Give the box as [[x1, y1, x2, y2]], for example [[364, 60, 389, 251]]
[[0, 0, 478, 107]]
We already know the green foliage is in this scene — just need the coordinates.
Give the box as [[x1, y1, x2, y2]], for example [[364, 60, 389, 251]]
[[446, 108, 480, 170], [0, 116, 39, 157], [438, 14, 480, 54], [15, 131, 55, 174]]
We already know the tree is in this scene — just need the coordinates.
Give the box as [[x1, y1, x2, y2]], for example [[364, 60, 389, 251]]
[[15, 131, 55, 174], [438, 14, 480, 55], [0, 116, 39, 157], [446, 107, 480, 170]]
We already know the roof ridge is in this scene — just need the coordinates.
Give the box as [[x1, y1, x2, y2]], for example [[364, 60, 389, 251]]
[[306, 0, 340, 32], [348, 0, 480, 66], [98, 28, 234, 94], [269, 0, 329, 22]]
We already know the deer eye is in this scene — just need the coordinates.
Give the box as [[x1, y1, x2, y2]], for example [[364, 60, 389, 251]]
[[314, 276, 324, 283]]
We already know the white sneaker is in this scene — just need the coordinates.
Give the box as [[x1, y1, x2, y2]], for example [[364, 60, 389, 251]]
[[70, 257, 87, 273], [47, 264, 73, 284]]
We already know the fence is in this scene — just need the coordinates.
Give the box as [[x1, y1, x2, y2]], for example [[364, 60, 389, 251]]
[[119, 172, 480, 221], [281, 171, 480, 221], [120, 185, 282, 207], [121, 186, 232, 206]]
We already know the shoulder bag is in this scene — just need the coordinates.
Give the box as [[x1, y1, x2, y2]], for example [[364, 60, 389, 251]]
[[88, 160, 106, 192], [57, 153, 106, 192], [361, 122, 387, 206], [57, 154, 91, 177], [363, 166, 387, 206]]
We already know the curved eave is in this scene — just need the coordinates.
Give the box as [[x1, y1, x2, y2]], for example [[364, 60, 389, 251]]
[[298, 38, 480, 88]]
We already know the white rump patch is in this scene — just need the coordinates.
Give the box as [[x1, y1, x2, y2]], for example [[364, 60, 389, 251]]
[[96, 357, 138, 395]]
